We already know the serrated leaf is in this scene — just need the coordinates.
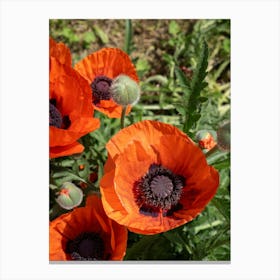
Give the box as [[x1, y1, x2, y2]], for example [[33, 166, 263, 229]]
[[182, 39, 209, 133], [190, 40, 208, 90], [173, 102, 186, 115], [175, 66, 191, 90]]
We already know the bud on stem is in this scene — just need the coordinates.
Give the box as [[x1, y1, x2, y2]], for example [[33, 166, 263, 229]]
[[110, 74, 140, 106]]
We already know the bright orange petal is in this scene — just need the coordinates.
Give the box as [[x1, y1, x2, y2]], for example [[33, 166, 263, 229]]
[[94, 99, 131, 118], [114, 140, 157, 213], [50, 141, 84, 159], [106, 120, 187, 161], [49, 57, 100, 152], [100, 169, 128, 219], [50, 57, 92, 117], [49, 37, 72, 66], [74, 48, 139, 84], [154, 134, 205, 177]]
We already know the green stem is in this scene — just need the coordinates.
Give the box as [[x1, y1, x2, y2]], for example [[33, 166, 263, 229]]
[[121, 106, 127, 129], [124, 19, 132, 55], [183, 112, 189, 133]]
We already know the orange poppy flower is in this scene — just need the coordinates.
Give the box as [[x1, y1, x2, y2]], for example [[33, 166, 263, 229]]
[[49, 195, 128, 261], [49, 37, 72, 66], [100, 120, 219, 235], [74, 48, 139, 118], [49, 56, 100, 158]]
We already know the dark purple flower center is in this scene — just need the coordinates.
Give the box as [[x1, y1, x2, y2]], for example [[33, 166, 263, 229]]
[[49, 99, 71, 129], [66, 232, 105, 260], [90, 75, 113, 103], [49, 101, 62, 128], [134, 164, 185, 217], [150, 175, 173, 199]]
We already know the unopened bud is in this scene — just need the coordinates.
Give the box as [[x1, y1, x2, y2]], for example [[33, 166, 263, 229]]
[[217, 120, 230, 151], [196, 130, 217, 150], [110, 74, 140, 106], [55, 182, 83, 210]]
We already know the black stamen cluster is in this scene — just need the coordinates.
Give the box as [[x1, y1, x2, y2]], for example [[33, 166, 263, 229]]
[[134, 164, 185, 217], [49, 99, 71, 129], [91, 75, 113, 102], [66, 232, 105, 260], [49, 102, 62, 128]]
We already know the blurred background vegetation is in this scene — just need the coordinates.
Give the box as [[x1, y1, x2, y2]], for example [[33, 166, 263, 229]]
[[50, 19, 230, 261]]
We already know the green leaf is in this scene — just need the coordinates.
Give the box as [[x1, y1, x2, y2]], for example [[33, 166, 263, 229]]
[[168, 20, 181, 35], [52, 169, 87, 185], [145, 75, 168, 85], [223, 38, 230, 54], [173, 102, 186, 116], [163, 230, 192, 255], [83, 31, 96, 44], [59, 27, 79, 43], [181, 39, 209, 133], [190, 40, 208, 91], [93, 26, 109, 44], [136, 58, 151, 78], [125, 235, 160, 260], [125, 234, 174, 260], [211, 197, 230, 222], [175, 66, 191, 90]]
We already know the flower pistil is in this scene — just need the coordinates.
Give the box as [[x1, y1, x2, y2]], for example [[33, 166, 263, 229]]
[[134, 164, 185, 217]]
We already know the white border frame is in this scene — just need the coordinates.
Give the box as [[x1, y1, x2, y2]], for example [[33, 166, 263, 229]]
[[1, 0, 279, 279]]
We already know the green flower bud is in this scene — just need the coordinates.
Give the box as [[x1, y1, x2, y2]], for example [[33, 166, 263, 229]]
[[55, 182, 83, 210], [110, 74, 140, 106], [217, 120, 230, 151]]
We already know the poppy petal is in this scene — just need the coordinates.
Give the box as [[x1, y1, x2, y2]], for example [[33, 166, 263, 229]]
[[74, 48, 139, 83], [49, 37, 72, 66], [50, 141, 84, 158], [49, 57, 100, 158], [106, 120, 187, 161]]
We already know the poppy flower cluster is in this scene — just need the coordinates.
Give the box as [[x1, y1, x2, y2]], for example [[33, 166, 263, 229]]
[[49, 38, 100, 158], [49, 38, 139, 158], [49, 38, 220, 261]]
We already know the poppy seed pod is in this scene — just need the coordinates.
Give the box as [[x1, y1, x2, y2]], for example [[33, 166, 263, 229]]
[[217, 120, 230, 151], [56, 182, 83, 210], [110, 75, 140, 106]]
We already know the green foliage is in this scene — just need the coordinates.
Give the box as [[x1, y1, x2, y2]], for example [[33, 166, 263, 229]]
[[49, 19, 230, 261], [124, 19, 135, 55], [93, 25, 109, 44], [168, 20, 181, 36], [173, 39, 209, 136]]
